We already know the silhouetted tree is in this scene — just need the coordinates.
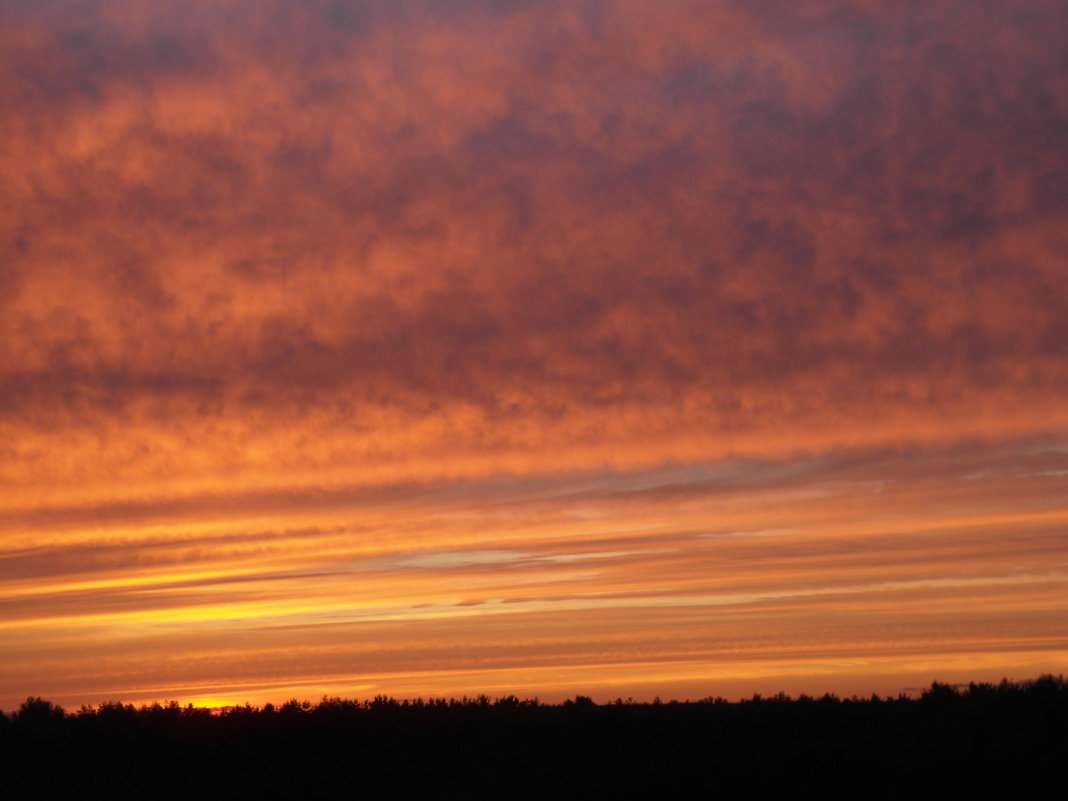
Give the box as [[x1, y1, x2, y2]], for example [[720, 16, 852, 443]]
[[14, 696, 65, 733], [2, 678, 1065, 798]]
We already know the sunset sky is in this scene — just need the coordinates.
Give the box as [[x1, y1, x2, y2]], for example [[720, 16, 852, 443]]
[[2, 0, 1067, 710]]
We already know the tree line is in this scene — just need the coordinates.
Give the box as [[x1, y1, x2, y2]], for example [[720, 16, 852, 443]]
[[3, 676, 1065, 798]]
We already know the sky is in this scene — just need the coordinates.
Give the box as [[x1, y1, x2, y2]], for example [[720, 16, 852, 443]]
[[1, 0, 1066, 710]]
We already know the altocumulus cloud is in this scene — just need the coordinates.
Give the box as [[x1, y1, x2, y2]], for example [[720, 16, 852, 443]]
[[2, 0, 1067, 501]]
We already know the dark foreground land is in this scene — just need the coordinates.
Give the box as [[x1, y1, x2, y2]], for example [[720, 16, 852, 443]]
[[3, 676, 1066, 799]]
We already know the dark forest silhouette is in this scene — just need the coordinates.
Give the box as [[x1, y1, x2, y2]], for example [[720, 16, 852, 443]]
[[3, 676, 1065, 799]]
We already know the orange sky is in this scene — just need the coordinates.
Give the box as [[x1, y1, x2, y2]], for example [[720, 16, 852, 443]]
[[1, 0, 1066, 710]]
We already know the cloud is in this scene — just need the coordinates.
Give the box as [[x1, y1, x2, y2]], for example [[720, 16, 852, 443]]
[[2, 0, 1068, 706]]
